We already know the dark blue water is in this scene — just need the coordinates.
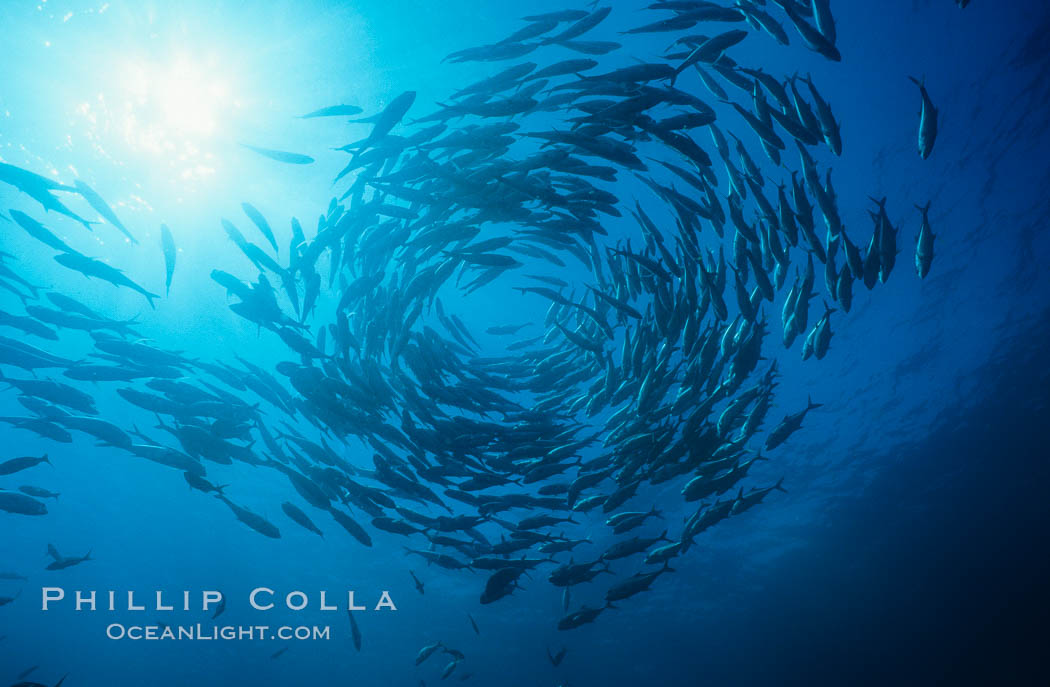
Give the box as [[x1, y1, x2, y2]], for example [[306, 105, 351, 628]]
[[1, 1, 1049, 685]]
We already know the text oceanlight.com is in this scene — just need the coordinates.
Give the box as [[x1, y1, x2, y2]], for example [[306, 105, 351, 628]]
[[39, 588, 396, 642], [105, 624, 331, 641]]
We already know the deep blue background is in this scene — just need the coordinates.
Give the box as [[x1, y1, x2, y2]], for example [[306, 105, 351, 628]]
[[1, 1, 1049, 685]]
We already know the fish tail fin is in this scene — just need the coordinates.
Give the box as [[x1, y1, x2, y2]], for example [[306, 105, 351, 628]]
[[807, 396, 823, 411], [908, 75, 923, 88], [43, 453, 51, 466], [775, 477, 788, 492]]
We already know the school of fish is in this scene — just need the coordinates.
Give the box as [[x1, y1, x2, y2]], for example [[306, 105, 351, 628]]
[[0, 1, 956, 683]]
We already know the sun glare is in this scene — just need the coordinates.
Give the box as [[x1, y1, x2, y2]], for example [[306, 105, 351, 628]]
[[104, 54, 237, 170]]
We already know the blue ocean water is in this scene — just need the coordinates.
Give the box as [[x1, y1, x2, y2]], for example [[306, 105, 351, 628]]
[[0, 1, 1048, 685]]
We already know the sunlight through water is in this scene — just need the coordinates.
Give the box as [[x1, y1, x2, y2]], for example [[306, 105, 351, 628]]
[[88, 54, 240, 181]]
